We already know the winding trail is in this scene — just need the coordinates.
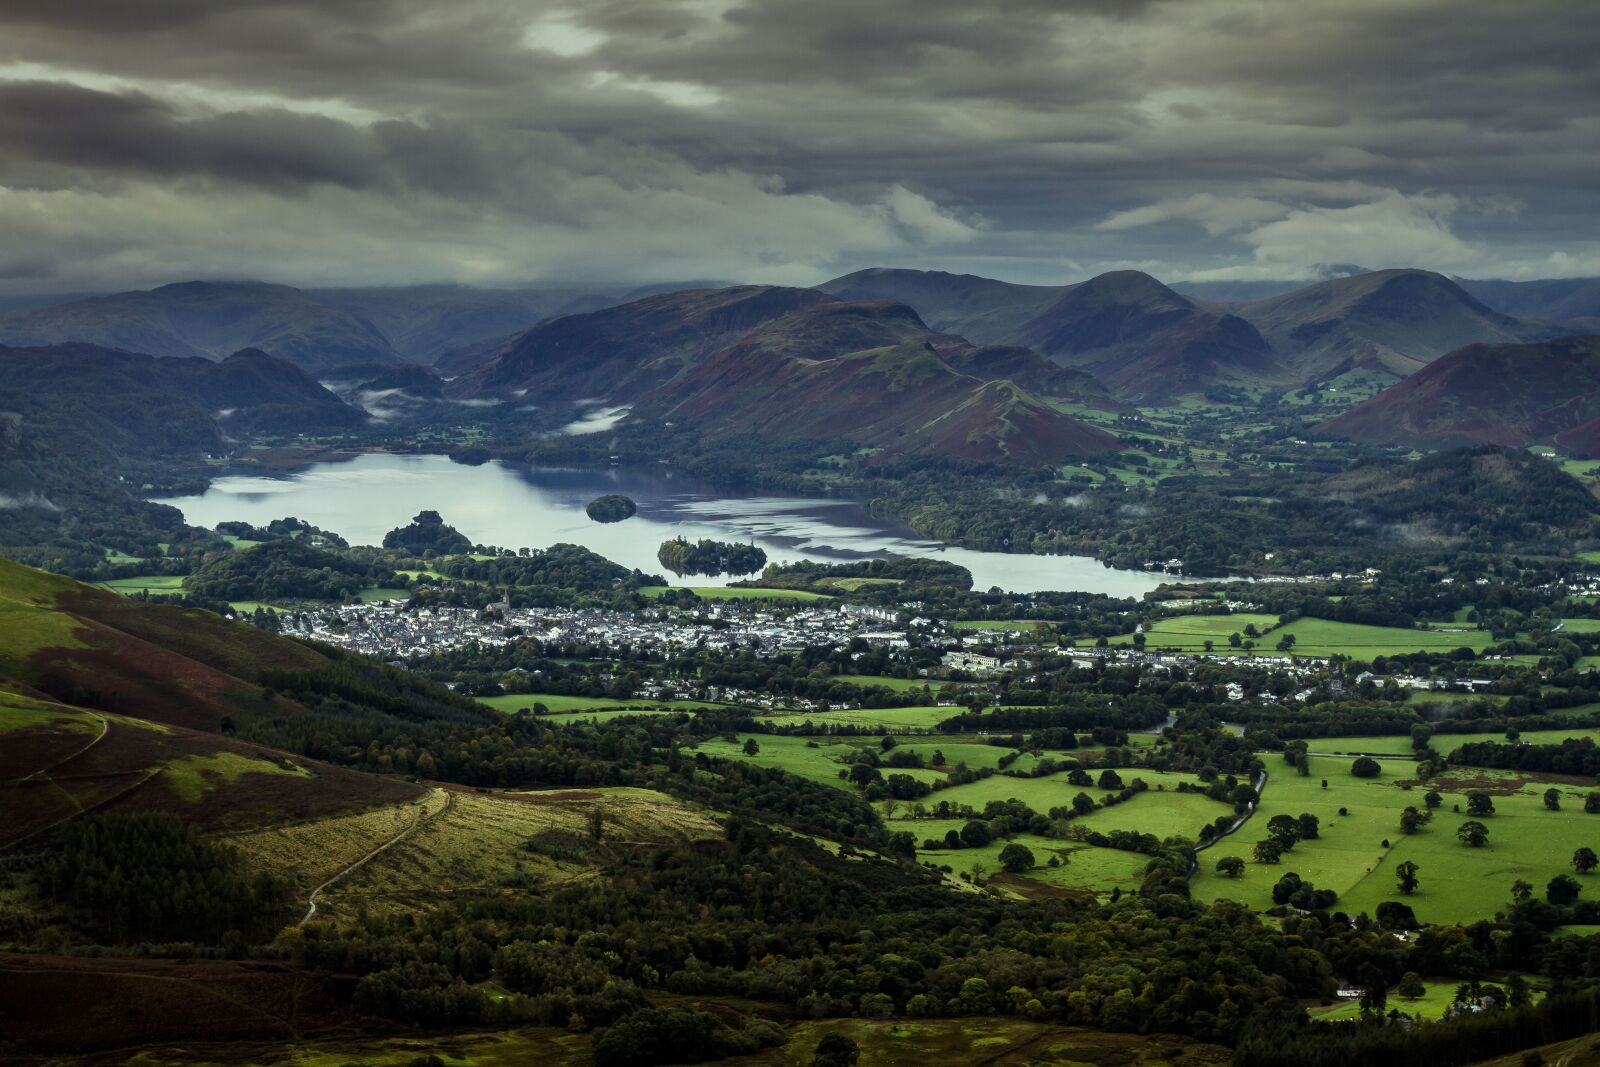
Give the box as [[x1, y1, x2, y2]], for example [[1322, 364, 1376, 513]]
[[17, 712, 108, 782], [297, 788, 451, 925]]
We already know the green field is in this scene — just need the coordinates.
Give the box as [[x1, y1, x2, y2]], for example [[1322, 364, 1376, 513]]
[[694, 734, 946, 789], [833, 674, 939, 693], [1302, 727, 1600, 756], [638, 585, 833, 601], [1192, 758, 1600, 924], [1115, 613, 1282, 651], [756, 705, 963, 731], [476, 693, 723, 715], [1308, 978, 1501, 1021], [97, 574, 188, 595], [916, 832, 1152, 898], [952, 620, 1046, 631], [1115, 614, 1494, 659], [894, 769, 1227, 840], [1273, 618, 1493, 658]]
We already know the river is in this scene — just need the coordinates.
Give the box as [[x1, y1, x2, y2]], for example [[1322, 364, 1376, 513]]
[[155, 453, 1170, 596]]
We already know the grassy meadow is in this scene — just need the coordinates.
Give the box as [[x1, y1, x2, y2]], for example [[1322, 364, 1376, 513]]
[[1115, 613, 1495, 659], [1192, 756, 1600, 924]]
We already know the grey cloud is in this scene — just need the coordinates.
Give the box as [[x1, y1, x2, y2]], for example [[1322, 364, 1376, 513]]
[[0, 0, 1593, 291]]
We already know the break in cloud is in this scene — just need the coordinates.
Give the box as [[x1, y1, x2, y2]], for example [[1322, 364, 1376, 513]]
[[0, 0, 1594, 292]]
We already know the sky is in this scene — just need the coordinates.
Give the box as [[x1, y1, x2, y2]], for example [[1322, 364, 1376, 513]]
[[0, 0, 1595, 294]]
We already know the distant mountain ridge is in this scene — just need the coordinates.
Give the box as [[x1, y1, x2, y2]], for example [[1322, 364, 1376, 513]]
[[0, 342, 365, 462], [1234, 268, 1556, 381], [815, 265, 1576, 398], [1011, 270, 1288, 401], [1318, 334, 1600, 451]]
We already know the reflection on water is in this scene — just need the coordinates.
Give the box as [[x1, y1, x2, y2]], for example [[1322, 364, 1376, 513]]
[[156, 453, 1168, 596]]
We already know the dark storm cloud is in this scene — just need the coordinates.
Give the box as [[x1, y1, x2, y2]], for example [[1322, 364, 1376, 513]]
[[0, 0, 1593, 292]]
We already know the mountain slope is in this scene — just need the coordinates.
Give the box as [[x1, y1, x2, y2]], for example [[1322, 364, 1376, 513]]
[[1013, 270, 1287, 401], [817, 267, 1067, 344], [451, 285, 834, 402], [0, 281, 403, 371], [1238, 269, 1553, 381], [639, 331, 1120, 464], [0, 342, 365, 456], [1455, 276, 1600, 326], [0, 558, 423, 844], [931, 340, 1123, 410], [1319, 334, 1600, 450]]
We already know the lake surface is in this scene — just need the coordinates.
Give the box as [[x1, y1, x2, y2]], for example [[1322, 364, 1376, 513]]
[[157, 453, 1169, 596]]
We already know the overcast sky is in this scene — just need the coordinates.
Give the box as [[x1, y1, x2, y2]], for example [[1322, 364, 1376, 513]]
[[0, 0, 1595, 293]]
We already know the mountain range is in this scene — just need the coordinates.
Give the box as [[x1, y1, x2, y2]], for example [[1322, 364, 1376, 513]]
[[454, 288, 1122, 463], [3, 266, 1599, 462]]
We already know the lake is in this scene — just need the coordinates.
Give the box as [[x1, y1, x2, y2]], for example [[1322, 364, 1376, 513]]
[[157, 453, 1169, 596]]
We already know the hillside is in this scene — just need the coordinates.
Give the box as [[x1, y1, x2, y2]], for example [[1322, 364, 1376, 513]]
[[1237, 268, 1553, 382], [931, 340, 1124, 410], [0, 342, 365, 459], [451, 284, 834, 402], [638, 332, 1120, 463], [0, 558, 423, 845], [816, 267, 1067, 343], [1318, 335, 1600, 449], [1455, 276, 1600, 326], [1013, 270, 1288, 401], [0, 281, 405, 372]]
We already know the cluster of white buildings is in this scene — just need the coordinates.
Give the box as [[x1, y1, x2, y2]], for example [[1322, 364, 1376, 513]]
[[275, 598, 918, 659]]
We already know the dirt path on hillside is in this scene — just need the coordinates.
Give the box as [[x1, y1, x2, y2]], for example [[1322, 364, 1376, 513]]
[[297, 787, 451, 926]]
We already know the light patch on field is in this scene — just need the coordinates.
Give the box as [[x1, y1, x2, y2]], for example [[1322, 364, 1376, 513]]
[[228, 792, 442, 892], [159, 751, 310, 803], [313, 787, 720, 920]]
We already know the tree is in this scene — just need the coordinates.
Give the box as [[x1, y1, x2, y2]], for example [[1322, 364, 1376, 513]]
[[1466, 791, 1495, 817], [742, 738, 760, 756], [1457, 820, 1490, 847], [1400, 807, 1426, 835], [1097, 768, 1123, 790], [1545, 788, 1562, 812], [1216, 856, 1246, 878], [810, 1033, 861, 1067], [1071, 792, 1096, 816], [1267, 814, 1301, 850], [1358, 962, 1387, 1018], [1253, 839, 1283, 864], [1574, 847, 1599, 875], [1351, 757, 1382, 778], [1424, 790, 1443, 810], [1547, 873, 1583, 905], [959, 820, 992, 848], [1397, 972, 1426, 1000], [1396, 860, 1420, 895], [998, 843, 1036, 873], [1297, 813, 1320, 840], [1588, 792, 1600, 814]]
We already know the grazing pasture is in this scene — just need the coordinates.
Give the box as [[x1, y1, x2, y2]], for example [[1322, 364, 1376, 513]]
[[1192, 756, 1600, 924]]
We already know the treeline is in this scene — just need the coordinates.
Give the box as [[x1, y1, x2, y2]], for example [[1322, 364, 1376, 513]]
[[657, 537, 767, 578], [36, 813, 291, 943], [186, 539, 395, 601], [435, 542, 665, 593]]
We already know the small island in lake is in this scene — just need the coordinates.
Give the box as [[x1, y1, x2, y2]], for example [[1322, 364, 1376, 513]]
[[585, 494, 638, 523], [657, 536, 767, 577]]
